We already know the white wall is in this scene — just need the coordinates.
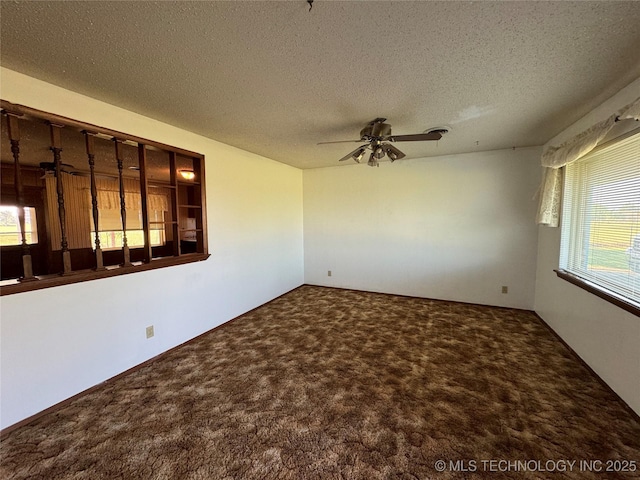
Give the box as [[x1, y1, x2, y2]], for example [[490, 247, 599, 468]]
[[534, 77, 640, 415], [304, 147, 541, 309], [0, 68, 304, 430]]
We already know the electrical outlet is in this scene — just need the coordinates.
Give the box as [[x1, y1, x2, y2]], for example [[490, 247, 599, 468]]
[[501, 286, 508, 294], [328, 270, 332, 277], [146, 325, 154, 339]]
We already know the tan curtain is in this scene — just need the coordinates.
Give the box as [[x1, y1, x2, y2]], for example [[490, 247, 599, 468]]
[[46, 173, 170, 250], [537, 97, 640, 227], [45, 173, 92, 250]]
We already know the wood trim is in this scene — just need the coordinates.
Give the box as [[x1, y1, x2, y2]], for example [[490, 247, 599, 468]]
[[5, 112, 37, 281], [1, 100, 204, 159], [195, 156, 208, 255], [83, 131, 105, 271], [0, 284, 304, 437], [113, 138, 133, 267], [554, 269, 640, 317], [0, 253, 210, 296], [137, 144, 152, 263], [169, 152, 180, 256], [533, 311, 640, 423]]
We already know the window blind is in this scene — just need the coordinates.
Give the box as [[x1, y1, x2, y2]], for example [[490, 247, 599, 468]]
[[560, 132, 640, 307]]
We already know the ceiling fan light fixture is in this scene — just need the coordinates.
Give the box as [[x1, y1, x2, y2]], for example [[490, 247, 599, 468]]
[[367, 153, 379, 167], [373, 146, 385, 159], [352, 147, 367, 163], [179, 169, 195, 180], [382, 143, 406, 162]]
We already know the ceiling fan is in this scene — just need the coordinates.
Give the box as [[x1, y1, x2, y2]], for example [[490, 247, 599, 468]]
[[319, 118, 448, 167], [39, 161, 76, 176]]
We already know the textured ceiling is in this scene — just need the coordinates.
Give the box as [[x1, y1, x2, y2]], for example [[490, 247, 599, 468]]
[[1, 1, 640, 169]]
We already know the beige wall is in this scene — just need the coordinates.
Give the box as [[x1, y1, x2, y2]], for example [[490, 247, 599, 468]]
[[304, 147, 541, 309], [534, 77, 640, 414], [0, 68, 305, 429]]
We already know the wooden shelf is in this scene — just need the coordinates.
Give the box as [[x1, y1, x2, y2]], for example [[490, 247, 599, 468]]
[[149, 221, 177, 225], [178, 204, 201, 209], [148, 182, 176, 189], [0, 253, 211, 296]]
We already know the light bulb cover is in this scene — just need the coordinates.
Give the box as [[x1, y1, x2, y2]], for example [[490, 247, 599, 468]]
[[352, 147, 367, 163], [179, 170, 195, 180]]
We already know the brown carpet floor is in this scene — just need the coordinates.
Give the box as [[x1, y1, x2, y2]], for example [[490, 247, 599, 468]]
[[1, 285, 639, 479]]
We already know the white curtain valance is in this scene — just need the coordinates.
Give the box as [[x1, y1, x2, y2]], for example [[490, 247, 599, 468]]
[[537, 97, 640, 227]]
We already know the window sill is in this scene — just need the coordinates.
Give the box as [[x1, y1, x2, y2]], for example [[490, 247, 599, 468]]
[[554, 269, 640, 317], [0, 253, 210, 296]]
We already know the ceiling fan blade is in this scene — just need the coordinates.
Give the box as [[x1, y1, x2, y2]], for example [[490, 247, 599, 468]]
[[39, 161, 75, 170], [317, 139, 362, 145], [387, 131, 442, 142], [339, 145, 369, 162]]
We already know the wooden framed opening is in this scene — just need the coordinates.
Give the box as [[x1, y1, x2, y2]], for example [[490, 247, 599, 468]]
[[1, 101, 209, 295]]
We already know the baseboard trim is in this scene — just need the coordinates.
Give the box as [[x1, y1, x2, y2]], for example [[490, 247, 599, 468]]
[[0, 284, 304, 438], [533, 311, 640, 423], [303, 283, 533, 312]]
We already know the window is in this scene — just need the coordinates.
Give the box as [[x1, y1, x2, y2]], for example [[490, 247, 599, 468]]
[[90, 208, 165, 251], [560, 131, 640, 312], [0, 206, 38, 246], [88, 182, 167, 251], [1, 100, 209, 295]]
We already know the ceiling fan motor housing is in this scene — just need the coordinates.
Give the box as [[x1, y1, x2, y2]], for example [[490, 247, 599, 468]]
[[360, 121, 392, 140]]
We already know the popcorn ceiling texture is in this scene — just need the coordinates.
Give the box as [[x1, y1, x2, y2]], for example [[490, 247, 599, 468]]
[[1, 286, 639, 479], [2, 1, 640, 168]]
